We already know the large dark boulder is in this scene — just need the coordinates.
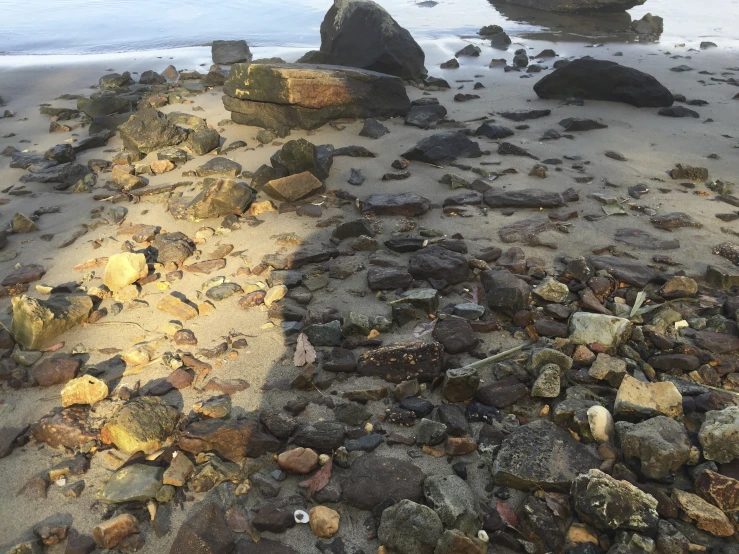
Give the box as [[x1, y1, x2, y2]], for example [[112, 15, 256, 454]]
[[319, 0, 426, 80], [118, 108, 187, 154], [222, 63, 410, 131], [490, 0, 645, 12], [534, 59, 673, 107]]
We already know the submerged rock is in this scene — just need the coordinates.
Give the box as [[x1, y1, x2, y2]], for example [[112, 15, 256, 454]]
[[492, 0, 646, 11]]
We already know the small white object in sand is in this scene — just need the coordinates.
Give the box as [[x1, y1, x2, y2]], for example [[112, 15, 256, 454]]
[[294, 510, 310, 524]]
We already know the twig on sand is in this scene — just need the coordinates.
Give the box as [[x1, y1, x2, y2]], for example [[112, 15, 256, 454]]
[[460, 342, 532, 372]]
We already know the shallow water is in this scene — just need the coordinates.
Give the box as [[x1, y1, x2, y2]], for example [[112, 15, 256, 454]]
[[1, 0, 738, 56]]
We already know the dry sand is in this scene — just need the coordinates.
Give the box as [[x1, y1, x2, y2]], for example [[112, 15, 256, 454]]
[[0, 32, 738, 553]]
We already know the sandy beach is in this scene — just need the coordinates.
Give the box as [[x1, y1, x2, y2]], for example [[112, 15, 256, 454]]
[[1, 10, 739, 554]]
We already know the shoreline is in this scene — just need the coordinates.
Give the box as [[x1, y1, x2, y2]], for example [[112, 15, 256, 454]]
[[1, 14, 739, 554]]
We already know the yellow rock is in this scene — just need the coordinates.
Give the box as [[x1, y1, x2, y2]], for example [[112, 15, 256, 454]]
[[103, 253, 148, 292], [61, 375, 108, 407], [309, 506, 340, 538], [157, 294, 198, 320], [567, 523, 599, 546], [11, 294, 93, 350]]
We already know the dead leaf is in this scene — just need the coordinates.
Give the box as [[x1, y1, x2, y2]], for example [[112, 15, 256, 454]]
[[496, 501, 518, 529], [422, 445, 445, 457], [42, 342, 64, 352], [293, 333, 316, 367], [412, 321, 436, 338], [298, 459, 332, 498], [544, 492, 571, 520]]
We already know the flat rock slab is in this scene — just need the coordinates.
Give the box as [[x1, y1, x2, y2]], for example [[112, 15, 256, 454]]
[[589, 255, 660, 288], [223, 63, 410, 130], [615, 228, 680, 250], [494, 0, 644, 11], [2, 264, 45, 287], [484, 188, 564, 209], [342, 453, 426, 509], [358, 341, 444, 383], [492, 420, 600, 492], [361, 192, 431, 216], [534, 59, 673, 107], [401, 131, 482, 165]]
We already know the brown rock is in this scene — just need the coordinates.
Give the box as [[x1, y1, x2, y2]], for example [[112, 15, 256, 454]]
[[31, 406, 98, 448], [179, 418, 281, 462], [204, 378, 250, 394], [277, 447, 319, 473], [308, 506, 340, 538], [157, 294, 198, 320], [93, 514, 139, 549], [163, 451, 195, 486], [357, 341, 444, 383], [695, 470, 739, 513], [31, 356, 80, 387], [169, 503, 234, 554], [263, 172, 323, 203], [672, 489, 734, 537], [2, 264, 45, 287]]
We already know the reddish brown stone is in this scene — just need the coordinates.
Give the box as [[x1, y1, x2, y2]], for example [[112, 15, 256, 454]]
[[2, 264, 45, 286], [30, 356, 81, 387], [238, 291, 266, 308], [149, 368, 194, 395], [444, 437, 477, 456], [173, 329, 198, 345], [179, 418, 281, 462], [204, 378, 250, 394], [696, 470, 739, 513], [184, 259, 227, 274], [30, 406, 99, 449]]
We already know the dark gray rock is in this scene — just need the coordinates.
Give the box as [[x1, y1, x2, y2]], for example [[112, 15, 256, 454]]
[[616, 416, 691, 479], [493, 420, 600, 491], [401, 131, 481, 164], [409, 246, 468, 285], [405, 104, 448, 129], [559, 117, 608, 131], [534, 58, 673, 107], [343, 454, 426, 509], [359, 118, 389, 138], [475, 123, 514, 139], [481, 269, 531, 316], [658, 105, 700, 118], [212, 40, 252, 64], [361, 192, 431, 216], [319, 0, 427, 80], [168, 503, 234, 554], [484, 188, 564, 209], [119, 108, 187, 154]]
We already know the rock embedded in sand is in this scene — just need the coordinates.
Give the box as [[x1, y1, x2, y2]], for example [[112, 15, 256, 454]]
[[277, 447, 319, 473], [11, 294, 93, 350], [31, 406, 98, 449], [424, 474, 481, 535], [179, 418, 281, 462], [409, 245, 469, 285], [319, 0, 426, 80], [484, 188, 563, 208], [534, 58, 673, 107], [169, 503, 234, 554], [93, 514, 139, 549], [358, 341, 443, 383], [101, 396, 179, 454], [2, 263, 46, 287], [103, 252, 148, 291], [361, 192, 430, 216], [223, 63, 410, 131], [99, 464, 163, 503], [344, 453, 426, 509], [61, 375, 108, 407], [180, 178, 253, 220], [119, 107, 186, 154], [212, 39, 252, 64], [157, 294, 198, 320], [31, 356, 80, 387], [492, 420, 600, 492], [263, 172, 323, 203], [402, 131, 481, 164]]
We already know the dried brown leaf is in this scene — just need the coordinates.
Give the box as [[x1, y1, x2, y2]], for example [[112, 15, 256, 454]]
[[298, 459, 332, 498], [496, 501, 518, 529], [293, 333, 316, 367]]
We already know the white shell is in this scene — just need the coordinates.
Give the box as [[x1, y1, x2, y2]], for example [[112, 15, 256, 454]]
[[477, 530, 489, 543], [294, 510, 310, 524]]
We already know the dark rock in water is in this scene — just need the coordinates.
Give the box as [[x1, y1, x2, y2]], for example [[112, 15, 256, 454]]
[[491, 0, 645, 11], [456, 44, 481, 57], [405, 104, 447, 129], [360, 118, 389, 139], [441, 58, 460, 69], [342, 454, 426, 509], [589, 255, 659, 287], [559, 117, 608, 131], [433, 318, 478, 354], [493, 420, 600, 492], [632, 13, 664, 35], [513, 49, 529, 68], [498, 142, 538, 159], [409, 245, 469, 285], [402, 131, 481, 164], [319, 0, 427, 80], [119, 108, 187, 154], [361, 192, 431, 216], [615, 228, 680, 250], [500, 109, 550, 122], [212, 39, 252, 64], [223, 63, 410, 131], [658, 105, 700, 118], [480, 25, 512, 48], [475, 123, 514, 139], [169, 503, 234, 554], [358, 342, 443, 383], [484, 188, 563, 209], [481, 269, 531, 315], [534, 59, 673, 107]]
